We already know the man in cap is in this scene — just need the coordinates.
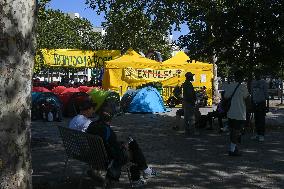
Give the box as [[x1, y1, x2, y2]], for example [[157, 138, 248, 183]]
[[182, 72, 197, 135]]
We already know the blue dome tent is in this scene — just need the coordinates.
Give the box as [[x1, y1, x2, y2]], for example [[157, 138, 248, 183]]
[[31, 92, 62, 121], [128, 87, 166, 113], [120, 89, 137, 112]]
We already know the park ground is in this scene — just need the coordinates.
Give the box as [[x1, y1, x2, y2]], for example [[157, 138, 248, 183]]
[[32, 100, 284, 189]]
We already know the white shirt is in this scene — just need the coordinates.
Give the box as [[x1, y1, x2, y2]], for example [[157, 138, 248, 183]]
[[224, 82, 249, 120], [68, 114, 92, 132]]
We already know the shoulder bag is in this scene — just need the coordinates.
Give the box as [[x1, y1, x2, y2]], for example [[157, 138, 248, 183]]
[[222, 83, 241, 113]]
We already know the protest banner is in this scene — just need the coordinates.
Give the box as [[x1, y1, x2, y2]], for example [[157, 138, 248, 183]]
[[41, 49, 121, 68]]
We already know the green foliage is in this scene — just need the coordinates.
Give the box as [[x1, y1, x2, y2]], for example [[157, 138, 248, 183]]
[[178, 1, 284, 77], [38, 0, 51, 9], [33, 50, 45, 74], [85, 0, 284, 77], [86, 0, 173, 59], [35, 0, 106, 73], [37, 8, 104, 50]]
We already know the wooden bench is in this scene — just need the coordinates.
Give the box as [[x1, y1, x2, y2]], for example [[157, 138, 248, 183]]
[[57, 126, 132, 188]]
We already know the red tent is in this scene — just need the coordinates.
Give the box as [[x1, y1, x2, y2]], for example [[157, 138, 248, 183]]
[[58, 93, 72, 107], [61, 87, 80, 94], [78, 86, 94, 93], [52, 86, 67, 94], [32, 87, 51, 92], [58, 88, 80, 108]]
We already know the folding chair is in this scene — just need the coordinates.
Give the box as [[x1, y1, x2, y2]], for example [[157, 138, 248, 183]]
[[57, 126, 132, 188]]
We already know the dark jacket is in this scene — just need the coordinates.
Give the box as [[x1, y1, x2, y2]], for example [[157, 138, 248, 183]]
[[182, 80, 196, 105], [86, 121, 122, 160], [87, 120, 129, 180]]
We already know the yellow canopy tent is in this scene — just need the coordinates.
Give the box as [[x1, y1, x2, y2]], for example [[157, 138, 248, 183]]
[[160, 51, 213, 105], [102, 49, 213, 105], [162, 51, 190, 65], [102, 49, 162, 93]]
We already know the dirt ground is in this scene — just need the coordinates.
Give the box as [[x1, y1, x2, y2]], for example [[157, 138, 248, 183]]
[[32, 103, 284, 189]]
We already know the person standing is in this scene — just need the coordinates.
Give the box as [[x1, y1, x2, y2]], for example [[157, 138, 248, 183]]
[[224, 70, 249, 156], [182, 72, 197, 135], [251, 71, 269, 142]]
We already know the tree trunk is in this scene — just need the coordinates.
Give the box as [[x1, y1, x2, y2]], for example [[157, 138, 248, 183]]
[[0, 1, 36, 189], [212, 54, 220, 104]]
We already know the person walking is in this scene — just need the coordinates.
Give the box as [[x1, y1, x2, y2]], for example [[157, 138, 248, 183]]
[[224, 70, 249, 156], [251, 70, 269, 142], [182, 72, 197, 135]]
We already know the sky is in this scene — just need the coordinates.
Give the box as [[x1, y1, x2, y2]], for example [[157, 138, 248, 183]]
[[48, 0, 189, 40]]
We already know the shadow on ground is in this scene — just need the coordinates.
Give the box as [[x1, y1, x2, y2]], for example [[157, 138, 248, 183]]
[[32, 109, 284, 189]]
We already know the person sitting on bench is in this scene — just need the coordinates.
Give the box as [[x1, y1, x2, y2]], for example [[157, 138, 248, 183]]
[[68, 99, 156, 187], [86, 111, 157, 187]]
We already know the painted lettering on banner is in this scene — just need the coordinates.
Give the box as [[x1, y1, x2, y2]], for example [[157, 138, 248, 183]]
[[41, 49, 121, 68], [124, 67, 184, 81], [52, 54, 113, 67]]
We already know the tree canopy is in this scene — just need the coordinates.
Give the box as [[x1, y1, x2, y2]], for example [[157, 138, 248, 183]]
[[35, 0, 105, 73], [86, 0, 175, 60], [37, 0, 104, 50], [179, 1, 284, 77], [102, 8, 172, 60], [85, 0, 284, 77]]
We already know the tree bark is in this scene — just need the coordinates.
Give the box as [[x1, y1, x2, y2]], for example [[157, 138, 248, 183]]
[[212, 54, 220, 104], [0, 1, 36, 188]]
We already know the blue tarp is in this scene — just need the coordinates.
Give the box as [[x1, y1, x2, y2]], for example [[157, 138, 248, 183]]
[[128, 87, 166, 113]]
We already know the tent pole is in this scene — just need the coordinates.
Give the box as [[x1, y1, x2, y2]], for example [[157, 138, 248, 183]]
[[281, 64, 283, 104], [47, 68, 50, 82], [51, 68, 53, 82]]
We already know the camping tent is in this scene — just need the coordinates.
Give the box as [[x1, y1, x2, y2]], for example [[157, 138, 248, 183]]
[[52, 86, 67, 94], [120, 89, 137, 112], [128, 87, 166, 113], [88, 89, 111, 111], [88, 89, 121, 115], [31, 92, 62, 121], [102, 50, 213, 105], [162, 51, 190, 65], [62, 92, 89, 117], [32, 86, 51, 92]]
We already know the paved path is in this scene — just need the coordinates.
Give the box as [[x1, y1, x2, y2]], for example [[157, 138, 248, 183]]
[[31, 103, 284, 189]]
